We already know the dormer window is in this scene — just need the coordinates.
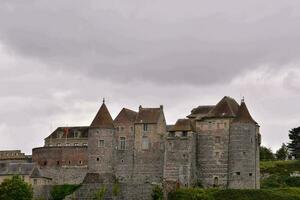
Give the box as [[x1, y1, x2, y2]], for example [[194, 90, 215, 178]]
[[143, 124, 148, 132], [182, 131, 188, 137]]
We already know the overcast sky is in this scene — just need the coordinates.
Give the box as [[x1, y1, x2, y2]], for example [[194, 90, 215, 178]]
[[0, 0, 300, 154]]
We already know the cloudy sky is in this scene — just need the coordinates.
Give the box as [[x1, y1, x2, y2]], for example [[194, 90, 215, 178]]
[[0, 0, 300, 154]]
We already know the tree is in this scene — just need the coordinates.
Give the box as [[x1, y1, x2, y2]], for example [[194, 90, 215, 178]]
[[260, 146, 275, 161], [288, 127, 300, 159], [276, 143, 289, 160], [0, 176, 33, 200]]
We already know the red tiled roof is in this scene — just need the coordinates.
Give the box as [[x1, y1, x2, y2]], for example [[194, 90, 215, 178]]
[[135, 107, 162, 123], [188, 105, 214, 118], [233, 101, 257, 124], [90, 103, 114, 128], [114, 108, 137, 123], [170, 119, 193, 131], [205, 96, 239, 118]]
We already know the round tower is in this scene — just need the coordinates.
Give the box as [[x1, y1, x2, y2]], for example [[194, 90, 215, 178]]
[[88, 100, 115, 175], [228, 99, 260, 189]]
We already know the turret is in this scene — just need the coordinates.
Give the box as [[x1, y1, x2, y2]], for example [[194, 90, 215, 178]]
[[88, 100, 115, 175], [228, 99, 260, 189]]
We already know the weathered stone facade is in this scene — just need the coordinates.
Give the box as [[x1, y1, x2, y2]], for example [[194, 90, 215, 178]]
[[31, 96, 260, 199]]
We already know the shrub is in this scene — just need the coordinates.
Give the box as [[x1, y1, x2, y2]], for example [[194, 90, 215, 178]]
[[94, 186, 107, 200], [0, 176, 33, 200], [50, 184, 80, 200], [152, 185, 163, 200]]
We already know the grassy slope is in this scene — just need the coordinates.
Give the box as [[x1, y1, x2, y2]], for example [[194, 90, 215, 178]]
[[168, 161, 300, 200]]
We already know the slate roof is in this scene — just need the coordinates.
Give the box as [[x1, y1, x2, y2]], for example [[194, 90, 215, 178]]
[[0, 163, 51, 179], [46, 126, 89, 139], [90, 103, 114, 128], [169, 119, 193, 131], [233, 101, 257, 124], [135, 107, 162, 124], [114, 108, 137, 124], [203, 96, 239, 119]]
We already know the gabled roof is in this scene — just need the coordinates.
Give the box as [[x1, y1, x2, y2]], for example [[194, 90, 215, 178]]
[[135, 106, 162, 124], [233, 101, 257, 124], [204, 96, 239, 118], [114, 108, 137, 124], [45, 126, 89, 140], [169, 119, 193, 132], [187, 105, 215, 118], [90, 102, 114, 128]]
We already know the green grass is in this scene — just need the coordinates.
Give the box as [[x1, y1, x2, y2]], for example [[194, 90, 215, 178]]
[[260, 160, 300, 175], [168, 188, 300, 200]]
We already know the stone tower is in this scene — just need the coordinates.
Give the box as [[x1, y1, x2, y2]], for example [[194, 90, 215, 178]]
[[228, 99, 260, 189], [195, 96, 239, 188], [88, 100, 115, 175]]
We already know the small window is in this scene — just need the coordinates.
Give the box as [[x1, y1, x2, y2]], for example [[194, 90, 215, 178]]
[[215, 136, 221, 143], [224, 122, 227, 128], [98, 140, 104, 147], [68, 161, 71, 165], [83, 143, 87, 146], [142, 137, 149, 150], [57, 143, 61, 147], [215, 152, 220, 158], [57, 161, 60, 165], [169, 132, 175, 137], [243, 152, 246, 156], [119, 137, 126, 150], [79, 160, 83, 165], [33, 179, 37, 185], [130, 127, 134, 132], [121, 127, 124, 132], [182, 131, 188, 137], [143, 124, 148, 131], [74, 143, 78, 146], [213, 177, 219, 187], [235, 172, 240, 175], [116, 127, 120, 132], [43, 161, 47, 166], [249, 173, 253, 176], [66, 143, 70, 146], [96, 157, 100, 161]]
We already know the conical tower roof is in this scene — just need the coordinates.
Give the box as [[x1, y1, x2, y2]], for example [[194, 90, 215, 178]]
[[233, 100, 257, 124], [90, 101, 114, 128]]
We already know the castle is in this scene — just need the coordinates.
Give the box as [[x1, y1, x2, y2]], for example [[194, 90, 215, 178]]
[[30, 96, 261, 199]]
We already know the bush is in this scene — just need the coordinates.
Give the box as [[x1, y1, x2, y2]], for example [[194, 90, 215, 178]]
[[50, 184, 80, 200], [168, 188, 300, 200], [94, 186, 107, 200], [0, 176, 33, 200], [152, 185, 163, 200]]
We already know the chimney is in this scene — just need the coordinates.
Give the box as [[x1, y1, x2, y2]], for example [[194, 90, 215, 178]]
[[139, 105, 142, 111], [160, 105, 163, 110]]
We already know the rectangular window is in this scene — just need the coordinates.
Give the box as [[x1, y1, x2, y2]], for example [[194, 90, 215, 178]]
[[215, 136, 221, 143], [142, 137, 149, 150], [143, 124, 148, 131], [121, 127, 124, 132], [182, 131, 188, 137], [130, 127, 134, 132], [119, 137, 126, 150], [98, 140, 104, 147]]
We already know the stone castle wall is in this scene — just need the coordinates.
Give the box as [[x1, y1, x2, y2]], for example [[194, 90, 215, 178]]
[[228, 123, 260, 189], [196, 118, 231, 188]]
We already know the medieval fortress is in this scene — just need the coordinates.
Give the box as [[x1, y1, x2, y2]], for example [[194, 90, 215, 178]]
[[0, 96, 261, 199]]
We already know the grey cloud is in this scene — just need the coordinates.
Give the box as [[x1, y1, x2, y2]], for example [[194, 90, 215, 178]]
[[1, 0, 300, 85]]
